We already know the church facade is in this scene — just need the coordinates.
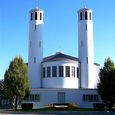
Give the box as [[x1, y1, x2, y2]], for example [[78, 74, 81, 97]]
[[24, 6, 102, 108]]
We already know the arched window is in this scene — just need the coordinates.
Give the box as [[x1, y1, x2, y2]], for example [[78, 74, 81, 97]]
[[80, 12, 82, 20], [89, 12, 91, 20], [40, 13, 42, 20], [85, 11, 88, 20], [31, 13, 33, 20], [35, 12, 37, 20]]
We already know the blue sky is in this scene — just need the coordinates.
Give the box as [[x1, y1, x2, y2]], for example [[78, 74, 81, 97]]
[[0, 0, 115, 80]]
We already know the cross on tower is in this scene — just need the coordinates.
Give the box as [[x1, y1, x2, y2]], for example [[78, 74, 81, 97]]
[[83, 0, 87, 8], [36, 0, 38, 8]]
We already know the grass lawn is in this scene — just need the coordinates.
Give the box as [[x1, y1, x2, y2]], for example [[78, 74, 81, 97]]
[[30, 107, 95, 112], [8, 107, 105, 112]]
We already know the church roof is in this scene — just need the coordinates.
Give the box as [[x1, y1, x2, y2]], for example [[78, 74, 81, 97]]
[[42, 52, 78, 63], [42, 52, 100, 66], [25, 52, 100, 66]]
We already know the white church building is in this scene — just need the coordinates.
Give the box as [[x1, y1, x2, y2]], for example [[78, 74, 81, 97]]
[[24, 5, 102, 108]]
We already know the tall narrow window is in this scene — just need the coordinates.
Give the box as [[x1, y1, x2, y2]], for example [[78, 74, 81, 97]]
[[52, 66, 57, 77], [29, 94, 40, 101], [34, 57, 36, 63], [65, 66, 70, 77], [47, 67, 50, 77], [77, 67, 79, 78], [86, 24, 87, 31], [43, 68, 45, 78], [85, 95, 88, 101], [72, 66, 75, 77], [83, 95, 85, 101], [35, 12, 37, 20], [30, 95, 34, 101], [81, 40, 83, 47], [39, 41, 41, 48], [35, 94, 40, 101], [85, 12, 88, 20], [40, 13, 42, 20], [87, 57, 88, 64], [59, 66, 63, 77], [83, 95, 99, 102], [31, 13, 33, 20], [89, 12, 91, 20], [94, 95, 98, 101], [35, 25, 36, 31], [80, 12, 82, 20], [91, 95, 93, 101]]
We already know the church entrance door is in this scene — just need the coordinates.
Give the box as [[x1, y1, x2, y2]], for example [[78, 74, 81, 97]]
[[57, 92, 65, 104]]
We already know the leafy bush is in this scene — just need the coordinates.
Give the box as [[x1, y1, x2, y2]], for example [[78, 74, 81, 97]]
[[22, 103, 33, 110], [68, 103, 79, 108], [45, 104, 54, 108], [93, 103, 105, 110]]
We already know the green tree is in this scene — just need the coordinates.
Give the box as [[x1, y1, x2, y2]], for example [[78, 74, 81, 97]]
[[0, 80, 4, 106], [4, 56, 30, 110], [98, 57, 115, 110]]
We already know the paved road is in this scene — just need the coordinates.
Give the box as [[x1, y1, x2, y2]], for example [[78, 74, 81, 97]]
[[0, 110, 115, 115]]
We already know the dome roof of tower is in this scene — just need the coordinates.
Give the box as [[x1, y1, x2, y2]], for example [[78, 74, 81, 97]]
[[30, 8, 43, 13], [78, 8, 92, 13]]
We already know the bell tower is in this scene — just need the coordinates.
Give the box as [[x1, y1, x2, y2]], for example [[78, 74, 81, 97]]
[[78, 8, 95, 88], [28, 7, 44, 88]]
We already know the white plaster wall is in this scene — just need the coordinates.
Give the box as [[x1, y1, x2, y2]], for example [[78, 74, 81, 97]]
[[28, 9, 43, 89], [78, 9, 95, 89], [23, 88, 102, 109], [87, 20, 95, 88], [43, 77, 78, 89], [42, 60, 79, 88]]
